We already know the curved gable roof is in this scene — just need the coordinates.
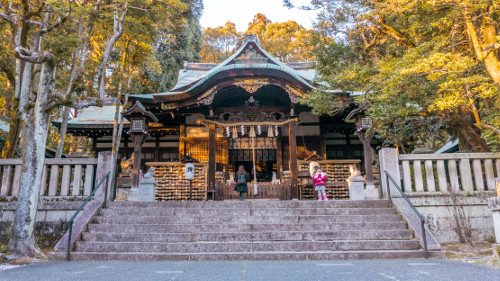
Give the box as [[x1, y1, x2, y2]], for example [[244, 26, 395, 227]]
[[131, 34, 317, 104]]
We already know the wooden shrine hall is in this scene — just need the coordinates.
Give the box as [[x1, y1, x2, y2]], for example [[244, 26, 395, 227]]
[[55, 34, 378, 201]]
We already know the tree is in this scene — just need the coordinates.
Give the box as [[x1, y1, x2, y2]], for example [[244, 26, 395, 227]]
[[0, 0, 193, 258], [286, 0, 500, 152], [246, 13, 314, 62], [200, 21, 241, 63]]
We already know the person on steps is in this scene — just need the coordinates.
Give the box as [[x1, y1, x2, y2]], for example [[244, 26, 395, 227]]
[[235, 165, 250, 201], [313, 166, 328, 201]]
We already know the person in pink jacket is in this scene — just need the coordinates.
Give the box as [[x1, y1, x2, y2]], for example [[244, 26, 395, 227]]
[[312, 166, 328, 200]]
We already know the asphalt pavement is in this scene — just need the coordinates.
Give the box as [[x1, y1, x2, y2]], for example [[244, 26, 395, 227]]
[[0, 259, 498, 281]]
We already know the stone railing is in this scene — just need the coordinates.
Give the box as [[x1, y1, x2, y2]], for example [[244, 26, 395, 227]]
[[0, 152, 116, 199], [399, 153, 500, 194]]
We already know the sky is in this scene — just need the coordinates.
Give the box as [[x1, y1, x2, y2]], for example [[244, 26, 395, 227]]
[[199, 0, 318, 31]]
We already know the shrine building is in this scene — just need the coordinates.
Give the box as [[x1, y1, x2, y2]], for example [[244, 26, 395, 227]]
[[55, 34, 379, 201]]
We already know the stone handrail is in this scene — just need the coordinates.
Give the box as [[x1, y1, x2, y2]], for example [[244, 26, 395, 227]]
[[0, 157, 101, 198], [398, 152, 500, 194]]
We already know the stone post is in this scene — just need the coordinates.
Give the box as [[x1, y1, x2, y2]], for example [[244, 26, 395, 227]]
[[348, 172, 365, 200], [95, 151, 117, 201], [378, 148, 402, 198], [488, 192, 500, 251]]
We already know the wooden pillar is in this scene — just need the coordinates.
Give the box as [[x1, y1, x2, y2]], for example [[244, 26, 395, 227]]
[[288, 122, 298, 200], [357, 130, 375, 186], [319, 117, 326, 159], [208, 123, 216, 191], [179, 124, 186, 158], [276, 136, 282, 179], [124, 134, 129, 158], [154, 135, 160, 162], [131, 134, 144, 188]]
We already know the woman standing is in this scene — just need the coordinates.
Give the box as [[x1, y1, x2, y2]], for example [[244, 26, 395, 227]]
[[235, 165, 250, 201]]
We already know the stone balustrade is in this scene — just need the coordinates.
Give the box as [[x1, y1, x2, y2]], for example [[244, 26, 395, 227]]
[[0, 152, 115, 199], [398, 153, 500, 194]]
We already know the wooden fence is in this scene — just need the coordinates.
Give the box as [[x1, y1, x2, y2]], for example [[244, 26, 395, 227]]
[[215, 181, 290, 200], [0, 158, 99, 198], [398, 153, 500, 193]]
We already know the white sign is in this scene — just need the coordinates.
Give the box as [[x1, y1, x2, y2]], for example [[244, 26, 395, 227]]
[[185, 163, 195, 181]]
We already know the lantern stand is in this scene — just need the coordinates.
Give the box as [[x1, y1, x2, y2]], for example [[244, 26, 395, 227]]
[[355, 115, 378, 199], [180, 154, 200, 201]]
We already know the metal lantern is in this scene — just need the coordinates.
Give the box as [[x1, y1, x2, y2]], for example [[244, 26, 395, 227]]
[[356, 116, 373, 131], [131, 118, 147, 133]]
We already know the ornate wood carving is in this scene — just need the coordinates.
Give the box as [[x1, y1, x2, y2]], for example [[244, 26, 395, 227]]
[[233, 78, 269, 94], [197, 86, 218, 105], [234, 44, 269, 64], [284, 84, 305, 104]]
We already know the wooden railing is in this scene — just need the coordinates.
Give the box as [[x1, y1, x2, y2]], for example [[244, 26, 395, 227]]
[[398, 153, 500, 193], [215, 181, 290, 200], [0, 158, 98, 198]]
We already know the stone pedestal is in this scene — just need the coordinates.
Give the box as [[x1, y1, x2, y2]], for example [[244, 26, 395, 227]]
[[128, 187, 140, 201], [139, 177, 157, 202], [365, 184, 379, 199], [348, 175, 365, 200], [488, 196, 500, 244]]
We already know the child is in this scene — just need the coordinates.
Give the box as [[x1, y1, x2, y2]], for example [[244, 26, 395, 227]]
[[312, 166, 328, 201]]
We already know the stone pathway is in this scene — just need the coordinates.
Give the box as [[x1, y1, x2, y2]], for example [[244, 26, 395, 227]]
[[0, 259, 498, 281]]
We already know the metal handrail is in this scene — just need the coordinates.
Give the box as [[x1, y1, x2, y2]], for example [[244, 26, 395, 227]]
[[384, 170, 429, 259], [66, 171, 111, 261]]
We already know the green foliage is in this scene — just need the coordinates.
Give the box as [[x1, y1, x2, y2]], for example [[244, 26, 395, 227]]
[[295, 0, 500, 151]]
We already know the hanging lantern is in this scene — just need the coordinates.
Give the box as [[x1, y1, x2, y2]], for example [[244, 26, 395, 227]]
[[249, 126, 256, 137], [257, 125, 262, 135], [232, 127, 238, 138], [226, 126, 230, 137], [275, 125, 279, 137], [241, 125, 245, 136], [267, 125, 273, 138]]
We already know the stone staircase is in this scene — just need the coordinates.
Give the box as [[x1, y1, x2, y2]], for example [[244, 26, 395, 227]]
[[50, 200, 442, 261]]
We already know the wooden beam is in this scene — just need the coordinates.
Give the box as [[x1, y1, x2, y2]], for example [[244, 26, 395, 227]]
[[276, 136, 282, 179], [131, 134, 144, 188], [319, 117, 326, 159], [179, 124, 186, 159], [208, 123, 216, 192], [288, 122, 298, 200], [154, 136, 160, 162]]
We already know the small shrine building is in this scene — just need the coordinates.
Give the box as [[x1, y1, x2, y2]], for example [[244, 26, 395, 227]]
[[55, 35, 378, 201]]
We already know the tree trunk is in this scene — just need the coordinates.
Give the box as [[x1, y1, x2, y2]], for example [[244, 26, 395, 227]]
[[97, 3, 127, 100], [55, 106, 70, 158], [2, 98, 21, 158], [464, 9, 500, 91], [8, 58, 55, 257], [445, 109, 490, 152]]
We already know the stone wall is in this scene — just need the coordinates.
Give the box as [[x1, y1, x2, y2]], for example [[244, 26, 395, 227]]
[[0, 198, 84, 248], [408, 191, 496, 243]]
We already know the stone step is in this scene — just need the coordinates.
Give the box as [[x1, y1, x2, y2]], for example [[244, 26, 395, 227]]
[[99, 207, 397, 216], [93, 214, 402, 225], [88, 222, 408, 233], [50, 249, 444, 261], [106, 200, 389, 209], [82, 230, 414, 243], [74, 240, 421, 253]]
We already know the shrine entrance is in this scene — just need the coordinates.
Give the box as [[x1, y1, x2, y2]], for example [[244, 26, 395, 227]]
[[228, 137, 278, 182]]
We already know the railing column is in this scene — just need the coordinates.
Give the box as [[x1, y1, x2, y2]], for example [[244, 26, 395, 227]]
[[95, 151, 116, 200], [379, 148, 402, 198]]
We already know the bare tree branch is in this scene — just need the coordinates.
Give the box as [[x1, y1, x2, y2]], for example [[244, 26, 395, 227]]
[[14, 46, 53, 64]]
